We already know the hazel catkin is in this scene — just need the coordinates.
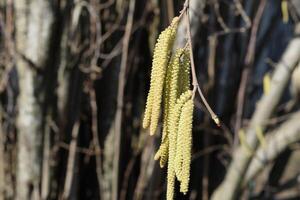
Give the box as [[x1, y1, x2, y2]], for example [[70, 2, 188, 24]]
[[177, 99, 194, 194], [142, 14, 195, 200], [143, 17, 179, 135], [155, 48, 186, 167], [179, 48, 191, 94], [166, 90, 192, 200]]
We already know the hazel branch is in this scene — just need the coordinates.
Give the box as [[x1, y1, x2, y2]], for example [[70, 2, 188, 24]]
[[184, 0, 220, 126]]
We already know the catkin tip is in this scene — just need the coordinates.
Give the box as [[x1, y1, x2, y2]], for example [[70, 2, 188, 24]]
[[154, 150, 161, 161]]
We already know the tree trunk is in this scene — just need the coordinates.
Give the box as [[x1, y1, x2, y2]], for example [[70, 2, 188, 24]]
[[14, 1, 55, 199]]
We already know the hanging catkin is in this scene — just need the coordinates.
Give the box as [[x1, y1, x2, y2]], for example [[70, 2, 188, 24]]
[[154, 61, 172, 168], [154, 48, 185, 167], [154, 141, 168, 168], [167, 90, 192, 200], [143, 17, 179, 135], [142, 13, 195, 200], [178, 48, 191, 95], [177, 99, 194, 194]]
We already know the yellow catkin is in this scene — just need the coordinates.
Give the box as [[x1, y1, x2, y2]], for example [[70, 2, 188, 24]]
[[142, 90, 153, 128], [154, 131, 169, 168], [160, 49, 183, 150], [142, 17, 179, 135], [178, 99, 194, 194], [169, 48, 185, 110], [154, 50, 173, 167], [174, 125, 183, 181], [174, 96, 193, 183], [154, 138, 169, 168], [162, 58, 173, 141], [155, 48, 186, 167], [155, 49, 185, 167], [178, 48, 191, 95], [150, 17, 178, 135], [173, 49, 191, 181], [166, 90, 192, 200]]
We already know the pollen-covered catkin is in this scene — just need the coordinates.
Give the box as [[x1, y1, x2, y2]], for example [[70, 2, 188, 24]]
[[153, 48, 190, 169], [174, 125, 183, 181], [179, 48, 191, 94], [174, 95, 193, 183], [142, 17, 179, 135], [142, 90, 153, 129], [154, 51, 173, 167], [155, 48, 185, 166], [166, 90, 192, 200], [154, 131, 169, 168], [178, 99, 194, 194], [154, 138, 168, 168], [150, 17, 179, 135], [169, 48, 185, 110], [161, 55, 173, 141]]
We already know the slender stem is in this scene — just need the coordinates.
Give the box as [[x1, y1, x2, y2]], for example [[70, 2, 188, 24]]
[[178, 0, 189, 20], [113, 0, 136, 199], [184, 1, 220, 126], [234, 0, 267, 137], [185, 9, 198, 88]]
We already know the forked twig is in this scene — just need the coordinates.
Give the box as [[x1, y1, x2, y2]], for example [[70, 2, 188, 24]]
[[183, 0, 220, 126]]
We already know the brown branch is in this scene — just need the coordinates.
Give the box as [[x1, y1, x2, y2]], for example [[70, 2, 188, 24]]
[[235, 0, 267, 140], [57, 142, 98, 156], [184, 0, 220, 126], [214, 1, 229, 32], [244, 111, 300, 185], [62, 121, 80, 200], [211, 23, 300, 200], [211, 0, 251, 37], [112, 0, 136, 199], [120, 153, 139, 200], [89, 84, 104, 200]]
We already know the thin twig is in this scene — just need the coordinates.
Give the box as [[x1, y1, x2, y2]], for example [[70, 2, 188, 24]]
[[214, 1, 229, 32], [57, 142, 98, 156], [192, 144, 229, 161], [62, 121, 80, 200], [112, 0, 136, 199], [234, 0, 267, 144], [89, 83, 104, 200], [210, 0, 251, 37], [120, 153, 139, 200], [184, 0, 220, 126]]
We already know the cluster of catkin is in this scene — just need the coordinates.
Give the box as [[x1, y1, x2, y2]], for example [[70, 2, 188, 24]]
[[143, 17, 194, 200]]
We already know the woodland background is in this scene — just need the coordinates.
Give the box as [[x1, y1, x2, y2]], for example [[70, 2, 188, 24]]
[[0, 0, 300, 199]]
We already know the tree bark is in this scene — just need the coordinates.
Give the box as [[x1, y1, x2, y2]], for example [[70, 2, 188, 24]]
[[14, 1, 55, 199]]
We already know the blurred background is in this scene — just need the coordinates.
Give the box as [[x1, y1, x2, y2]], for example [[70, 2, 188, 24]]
[[0, 0, 300, 199]]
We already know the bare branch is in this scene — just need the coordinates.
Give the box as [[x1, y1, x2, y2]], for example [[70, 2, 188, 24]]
[[62, 121, 80, 199], [211, 23, 300, 200], [112, 0, 136, 199], [244, 111, 300, 185]]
